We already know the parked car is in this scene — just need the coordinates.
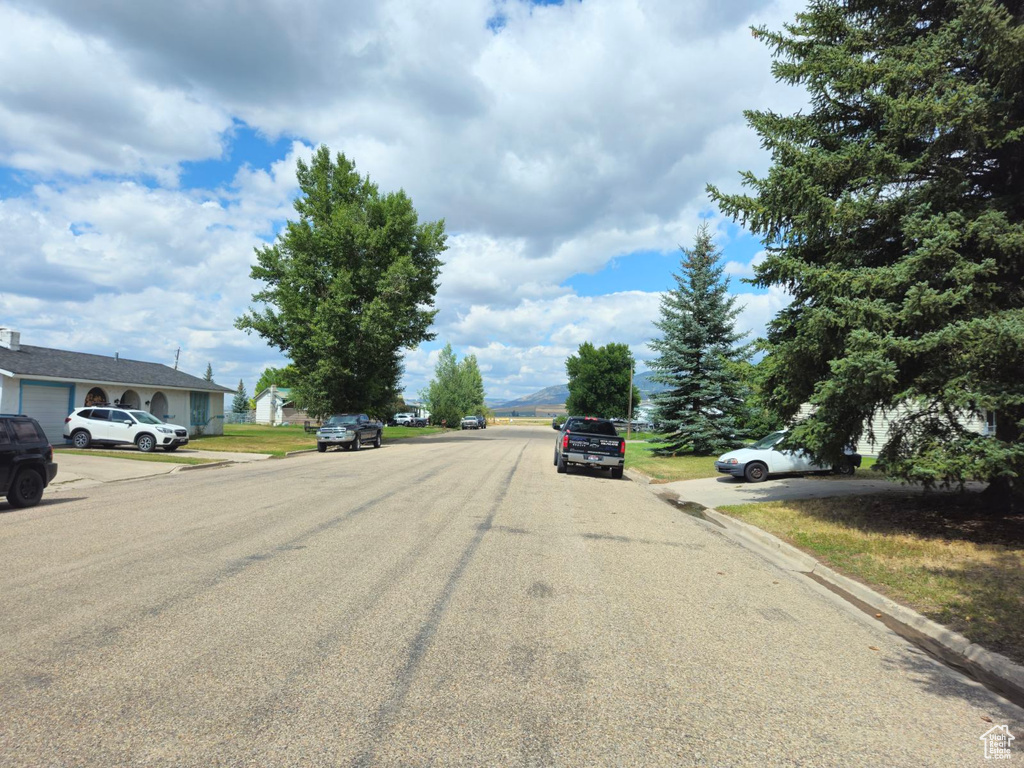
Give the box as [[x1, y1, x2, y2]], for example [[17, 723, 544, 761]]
[[316, 414, 383, 452], [394, 413, 415, 426], [460, 415, 486, 430], [553, 416, 625, 479], [63, 407, 190, 452], [1, 414, 58, 508], [714, 430, 861, 482]]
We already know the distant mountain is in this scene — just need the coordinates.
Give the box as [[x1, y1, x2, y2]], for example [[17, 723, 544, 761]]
[[495, 370, 668, 410]]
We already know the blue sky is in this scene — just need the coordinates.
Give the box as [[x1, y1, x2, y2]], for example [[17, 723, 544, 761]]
[[0, 0, 800, 403]]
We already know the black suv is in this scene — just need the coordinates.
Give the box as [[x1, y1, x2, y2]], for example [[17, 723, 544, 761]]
[[1, 414, 59, 509]]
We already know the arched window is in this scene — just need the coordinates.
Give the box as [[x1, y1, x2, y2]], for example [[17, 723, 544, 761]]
[[84, 387, 107, 407], [120, 390, 141, 410]]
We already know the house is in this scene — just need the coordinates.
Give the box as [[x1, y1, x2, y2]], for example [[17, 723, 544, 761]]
[[0, 328, 233, 443], [253, 385, 312, 426]]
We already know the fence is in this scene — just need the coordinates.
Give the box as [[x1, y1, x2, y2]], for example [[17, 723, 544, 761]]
[[224, 410, 256, 425]]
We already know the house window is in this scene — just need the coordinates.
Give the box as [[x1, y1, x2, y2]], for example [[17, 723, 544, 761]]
[[190, 392, 210, 426]]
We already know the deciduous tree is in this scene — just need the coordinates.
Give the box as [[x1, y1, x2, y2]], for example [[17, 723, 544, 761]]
[[237, 146, 445, 418], [565, 342, 639, 419], [422, 343, 487, 427]]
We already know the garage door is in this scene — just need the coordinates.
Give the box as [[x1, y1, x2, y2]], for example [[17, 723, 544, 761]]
[[21, 383, 74, 444]]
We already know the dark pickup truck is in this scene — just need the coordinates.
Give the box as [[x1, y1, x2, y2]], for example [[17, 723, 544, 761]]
[[553, 416, 625, 479]]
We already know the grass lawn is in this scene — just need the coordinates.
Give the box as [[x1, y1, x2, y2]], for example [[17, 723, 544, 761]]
[[54, 448, 217, 465], [718, 493, 1024, 664], [191, 424, 446, 456], [624, 443, 720, 482]]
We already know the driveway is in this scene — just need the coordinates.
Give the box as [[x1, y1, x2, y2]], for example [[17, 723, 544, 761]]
[[652, 472, 909, 509]]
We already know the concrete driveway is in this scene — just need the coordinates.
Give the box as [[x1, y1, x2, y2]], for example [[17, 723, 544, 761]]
[[658, 472, 909, 509]]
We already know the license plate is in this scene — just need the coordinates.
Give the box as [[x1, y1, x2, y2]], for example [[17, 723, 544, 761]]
[[586, 454, 601, 462]]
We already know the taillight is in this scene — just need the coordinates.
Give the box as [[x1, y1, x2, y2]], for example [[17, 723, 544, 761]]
[[64, 416, 71, 423], [46, 446, 53, 461], [562, 434, 569, 450], [620, 441, 626, 455]]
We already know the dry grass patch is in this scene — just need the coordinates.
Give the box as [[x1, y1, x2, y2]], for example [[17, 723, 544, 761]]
[[54, 448, 216, 465], [718, 493, 1024, 664]]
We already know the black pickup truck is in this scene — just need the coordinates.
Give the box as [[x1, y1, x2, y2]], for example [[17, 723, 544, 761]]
[[553, 416, 625, 479]]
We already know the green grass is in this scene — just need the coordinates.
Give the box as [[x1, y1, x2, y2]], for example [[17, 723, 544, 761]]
[[718, 494, 1024, 664], [54, 448, 217, 465], [623, 443, 720, 482], [190, 423, 446, 456]]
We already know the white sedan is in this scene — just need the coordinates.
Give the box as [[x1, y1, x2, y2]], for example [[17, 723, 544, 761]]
[[715, 430, 860, 483]]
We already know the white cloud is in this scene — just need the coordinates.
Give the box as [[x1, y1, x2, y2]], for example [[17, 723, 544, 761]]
[[0, 0, 808, 401]]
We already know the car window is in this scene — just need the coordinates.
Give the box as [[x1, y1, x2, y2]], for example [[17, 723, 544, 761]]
[[327, 415, 358, 425], [130, 411, 162, 425], [90, 409, 110, 421], [109, 410, 132, 422], [10, 419, 46, 444], [77, 409, 93, 419], [750, 431, 786, 450], [0, 422, 10, 447]]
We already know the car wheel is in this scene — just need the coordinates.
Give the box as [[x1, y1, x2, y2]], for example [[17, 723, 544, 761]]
[[163, 446, 179, 453], [6, 468, 44, 508], [373, 431, 381, 449], [136, 434, 156, 453], [71, 429, 91, 449], [553, 450, 559, 466], [837, 461, 855, 477], [352, 437, 361, 452], [743, 462, 769, 483], [556, 454, 567, 474], [317, 442, 327, 453], [611, 467, 624, 480]]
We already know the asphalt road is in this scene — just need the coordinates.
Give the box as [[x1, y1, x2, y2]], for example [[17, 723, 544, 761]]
[[1, 426, 1021, 766]]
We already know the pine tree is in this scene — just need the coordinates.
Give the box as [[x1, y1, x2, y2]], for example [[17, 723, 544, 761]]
[[649, 224, 750, 455], [231, 380, 249, 414], [203, 363, 213, 382], [709, 0, 1024, 508]]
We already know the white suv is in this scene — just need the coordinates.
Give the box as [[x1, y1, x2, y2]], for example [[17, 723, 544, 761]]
[[63, 407, 190, 453]]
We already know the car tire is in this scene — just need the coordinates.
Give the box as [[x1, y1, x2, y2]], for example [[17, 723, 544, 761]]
[[136, 434, 156, 453], [6, 468, 44, 508], [163, 446, 179, 453], [556, 454, 567, 474], [71, 429, 91, 449], [743, 461, 768, 483], [352, 437, 361, 452], [373, 431, 381, 449], [611, 467, 624, 480], [837, 461, 855, 477], [553, 450, 559, 466], [317, 442, 327, 453]]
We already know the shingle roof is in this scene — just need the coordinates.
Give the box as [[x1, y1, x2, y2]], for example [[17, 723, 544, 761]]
[[0, 344, 233, 393]]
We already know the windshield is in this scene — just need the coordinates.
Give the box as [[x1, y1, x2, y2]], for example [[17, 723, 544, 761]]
[[327, 415, 359, 426], [130, 411, 163, 425], [750, 431, 786, 450]]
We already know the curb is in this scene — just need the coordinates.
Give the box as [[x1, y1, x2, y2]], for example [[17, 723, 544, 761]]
[[284, 448, 318, 457], [634, 476, 1024, 709], [171, 460, 234, 472]]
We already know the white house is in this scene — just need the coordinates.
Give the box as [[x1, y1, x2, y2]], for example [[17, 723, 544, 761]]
[[253, 385, 312, 426], [0, 328, 232, 442]]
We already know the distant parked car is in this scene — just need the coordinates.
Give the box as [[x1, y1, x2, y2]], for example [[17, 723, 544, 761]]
[[554, 416, 625, 479], [460, 415, 486, 430], [1, 414, 58, 508], [316, 414, 383, 452], [63, 407, 189, 453], [715, 430, 861, 482], [394, 413, 415, 426]]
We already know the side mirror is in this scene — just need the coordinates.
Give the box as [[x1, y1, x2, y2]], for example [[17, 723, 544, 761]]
[[552, 422, 560, 430], [124, 420, 133, 425]]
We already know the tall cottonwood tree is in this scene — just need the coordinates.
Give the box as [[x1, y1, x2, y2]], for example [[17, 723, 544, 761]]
[[236, 146, 445, 418], [709, 0, 1024, 508], [649, 224, 750, 455]]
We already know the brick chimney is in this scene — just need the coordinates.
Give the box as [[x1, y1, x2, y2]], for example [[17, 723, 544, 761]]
[[0, 328, 20, 351]]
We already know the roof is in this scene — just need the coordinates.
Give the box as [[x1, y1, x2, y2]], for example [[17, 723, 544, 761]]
[[254, 386, 292, 401], [0, 344, 233, 393]]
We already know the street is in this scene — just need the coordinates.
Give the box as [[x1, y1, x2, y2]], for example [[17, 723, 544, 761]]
[[1, 426, 1021, 766]]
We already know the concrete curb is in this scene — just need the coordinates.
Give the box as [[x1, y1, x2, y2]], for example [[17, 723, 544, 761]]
[[283, 448, 318, 457], [632, 473, 1024, 708], [171, 460, 234, 472]]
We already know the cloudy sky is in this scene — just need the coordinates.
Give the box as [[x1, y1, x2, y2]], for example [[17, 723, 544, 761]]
[[0, 0, 805, 404]]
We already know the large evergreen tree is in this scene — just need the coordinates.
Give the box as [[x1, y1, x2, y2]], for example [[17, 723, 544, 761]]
[[649, 224, 750, 455], [236, 146, 445, 418], [565, 342, 640, 419], [709, 1, 1024, 507]]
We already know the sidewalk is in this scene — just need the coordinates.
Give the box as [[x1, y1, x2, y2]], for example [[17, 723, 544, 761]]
[[49, 449, 271, 491]]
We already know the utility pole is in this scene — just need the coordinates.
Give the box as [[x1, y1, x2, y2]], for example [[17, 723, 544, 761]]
[[626, 364, 634, 441], [174, 347, 180, 370]]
